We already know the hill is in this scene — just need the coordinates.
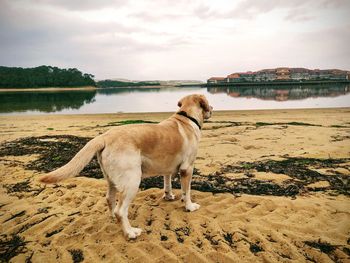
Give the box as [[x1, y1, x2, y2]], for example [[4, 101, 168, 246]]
[[0, 66, 95, 88]]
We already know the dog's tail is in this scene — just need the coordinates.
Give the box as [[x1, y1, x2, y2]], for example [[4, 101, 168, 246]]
[[39, 135, 105, 184]]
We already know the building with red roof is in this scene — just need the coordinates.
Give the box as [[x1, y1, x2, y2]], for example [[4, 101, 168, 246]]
[[207, 68, 349, 84]]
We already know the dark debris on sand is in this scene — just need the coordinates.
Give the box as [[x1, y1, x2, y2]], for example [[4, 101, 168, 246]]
[[249, 242, 264, 254], [304, 240, 337, 254], [4, 180, 32, 193], [0, 135, 103, 179], [68, 249, 84, 263], [0, 234, 28, 263], [303, 239, 350, 262], [208, 157, 350, 196], [140, 157, 349, 197], [140, 171, 302, 197], [3, 179, 45, 197], [1, 135, 349, 197]]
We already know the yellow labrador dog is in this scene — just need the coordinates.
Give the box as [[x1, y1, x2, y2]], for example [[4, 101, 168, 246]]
[[40, 94, 212, 239]]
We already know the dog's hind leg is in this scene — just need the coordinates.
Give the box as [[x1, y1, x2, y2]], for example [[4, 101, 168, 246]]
[[106, 181, 117, 218], [163, 174, 175, 201], [113, 168, 142, 239], [180, 166, 200, 212], [98, 152, 118, 218]]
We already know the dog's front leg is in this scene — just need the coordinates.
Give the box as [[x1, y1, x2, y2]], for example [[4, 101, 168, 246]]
[[180, 166, 200, 212], [163, 174, 175, 201]]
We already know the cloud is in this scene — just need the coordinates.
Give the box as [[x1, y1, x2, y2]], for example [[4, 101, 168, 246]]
[[0, 1, 168, 78], [0, 0, 349, 80], [225, 0, 350, 21], [31, 0, 127, 11], [192, 3, 220, 20], [284, 8, 315, 22], [129, 11, 187, 23]]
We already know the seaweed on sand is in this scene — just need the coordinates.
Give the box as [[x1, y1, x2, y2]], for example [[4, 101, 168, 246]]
[[0, 234, 28, 262], [255, 122, 321, 127], [0, 135, 103, 179], [140, 171, 302, 197], [140, 157, 349, 196], [4, 180, 32, 193], [68, 249, 84, 263], [4, 179, 45, 196], [303, 239, 350, 262], [304, 240, 337, 254], [249, 158, 350, 195], [3, 211, 26, 223], [1, 136, 349, 197], [84, 119, 158, 129], [222, 232, 235, 248]]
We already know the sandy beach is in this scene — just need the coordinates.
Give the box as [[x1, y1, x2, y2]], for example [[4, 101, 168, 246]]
[[0, 108, 349, 262]]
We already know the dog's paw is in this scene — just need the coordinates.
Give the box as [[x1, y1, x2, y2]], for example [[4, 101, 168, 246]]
[[126, 227, 142, 240], [186, 202, 200, 212], [162, 192, 175, 201]]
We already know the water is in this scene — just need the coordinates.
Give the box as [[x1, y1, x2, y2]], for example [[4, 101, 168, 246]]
[[0, 84, 349, 115]]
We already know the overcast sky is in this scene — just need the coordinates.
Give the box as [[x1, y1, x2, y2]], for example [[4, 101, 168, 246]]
[[0, 0, 349, 81]]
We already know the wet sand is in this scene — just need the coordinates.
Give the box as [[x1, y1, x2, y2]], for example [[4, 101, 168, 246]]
[[0, 108, 349, 262]]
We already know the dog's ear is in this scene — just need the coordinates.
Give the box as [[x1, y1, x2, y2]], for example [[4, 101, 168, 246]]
[[198, 96, 210, 112]]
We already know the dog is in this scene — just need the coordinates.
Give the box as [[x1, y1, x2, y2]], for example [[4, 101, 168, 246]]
[[39, 94, 213, 239]]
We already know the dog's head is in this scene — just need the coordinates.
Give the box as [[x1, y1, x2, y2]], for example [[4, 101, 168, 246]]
[[178, 94, 213, 120]]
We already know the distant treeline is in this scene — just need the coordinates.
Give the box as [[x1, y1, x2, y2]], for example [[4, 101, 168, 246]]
[[0, 66, 95, 88], [97, 79, 160, 88]]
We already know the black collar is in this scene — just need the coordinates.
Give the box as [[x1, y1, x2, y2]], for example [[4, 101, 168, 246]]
[[177, 111, 201, 130]]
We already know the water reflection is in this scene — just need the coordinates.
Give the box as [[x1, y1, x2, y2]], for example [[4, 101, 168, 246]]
[[0, 90, 96, 113], [0, 84, 349, 114], [207, 84, 350, 101], [96, 87, 161, 95]]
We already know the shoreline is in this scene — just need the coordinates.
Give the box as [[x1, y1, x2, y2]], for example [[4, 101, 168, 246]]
[[205, 80, 350, 87], [0, 85, 204, 92], [0, 86, 97, 92], [1, 79, 349, 92], [1, 107, 349, 118]]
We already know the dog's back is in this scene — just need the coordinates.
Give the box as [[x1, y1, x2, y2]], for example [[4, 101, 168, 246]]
[[100, 117, 198, 177]]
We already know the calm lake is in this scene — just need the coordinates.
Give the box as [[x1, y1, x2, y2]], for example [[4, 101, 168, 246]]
[[1, 84, 350, 115]]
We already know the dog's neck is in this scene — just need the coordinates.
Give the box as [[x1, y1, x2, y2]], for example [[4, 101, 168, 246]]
[[176, 111, 202, 130]]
